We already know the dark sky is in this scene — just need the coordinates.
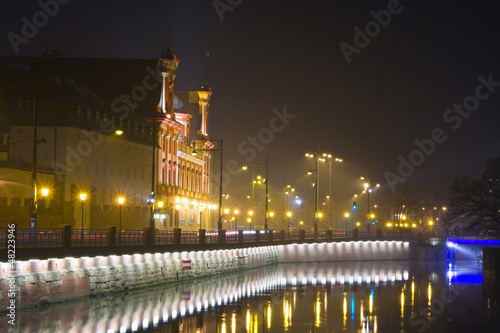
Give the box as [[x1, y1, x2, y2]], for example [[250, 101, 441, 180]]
[[1, 0, 500, 211]]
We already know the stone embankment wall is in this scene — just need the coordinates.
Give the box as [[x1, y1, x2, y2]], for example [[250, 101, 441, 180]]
[[0, 246, 278, 309]]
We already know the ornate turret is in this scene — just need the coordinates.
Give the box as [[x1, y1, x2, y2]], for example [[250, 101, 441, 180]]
[[197, 82, 212, 139], [157, 47, 179, 119]]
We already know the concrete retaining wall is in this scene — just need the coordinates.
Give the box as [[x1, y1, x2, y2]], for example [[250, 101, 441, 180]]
[[0, 246, 278, 309]]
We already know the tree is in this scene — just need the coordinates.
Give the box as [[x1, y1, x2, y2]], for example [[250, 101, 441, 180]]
[[444, 156, 500, 233]]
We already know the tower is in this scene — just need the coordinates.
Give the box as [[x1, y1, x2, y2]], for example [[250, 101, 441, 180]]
[[157, 47, 179, 119], [197, 82, 212, 140]]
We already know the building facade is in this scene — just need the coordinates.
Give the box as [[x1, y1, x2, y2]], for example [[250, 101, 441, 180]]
[[0, 52, 217, 231]]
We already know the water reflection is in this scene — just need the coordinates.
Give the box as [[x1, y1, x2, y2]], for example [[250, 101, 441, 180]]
[[2, 260, 499, 332]]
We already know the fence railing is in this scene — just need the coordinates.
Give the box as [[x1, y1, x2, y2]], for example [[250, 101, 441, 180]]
[[0, 226, 419, 250]]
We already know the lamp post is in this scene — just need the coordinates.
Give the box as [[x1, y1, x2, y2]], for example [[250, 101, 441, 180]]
[[192, 139, 223, 230], [305, 152, 323, 238], [361, 176, 380, 237], [281, 185, 294, 232], [118, 197, 125, 234], [248, 210, 253, 230], [148, 111, 159, 231], [344, 212, 349, 236], [242, 156, 269, 230], [323, 154, 342, 230], [30, 66, 38, 228], [79, 193, 87, 242], [175, 203, 181, 228], [286, 211, 292, 233], [234, 209, 239, 230]]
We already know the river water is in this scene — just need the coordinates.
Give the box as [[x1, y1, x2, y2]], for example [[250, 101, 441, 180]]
[[2, 259, 499, 333]]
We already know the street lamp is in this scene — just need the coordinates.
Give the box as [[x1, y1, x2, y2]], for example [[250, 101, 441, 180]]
[[224, 208, 230, 225], [234, 209, 239, 230], [79, 193, 87, 242], [248, 210, 254, 230], [118, 197, 125, 234], [241, 156, 269, 230], [192, 139, 224, 230], [323, 154, 342, 230], [360, 176, 380, 236], [344, 212, 349, 236], [175, 203, 181, 228], [286, 211, 292, 232], [305, 152, 324, 238]]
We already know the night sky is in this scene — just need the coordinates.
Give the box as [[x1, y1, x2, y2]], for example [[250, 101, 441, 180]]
[[1, 1, 500, 212]]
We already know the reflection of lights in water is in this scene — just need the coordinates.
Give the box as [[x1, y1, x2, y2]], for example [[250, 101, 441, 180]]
[[267, 301, 272, 329], [246, 309, 251, 331], [351, 294, 355, 321], [283, 294, 292, 330], [231, 312, 237, 333], [253, 314, 259, 333], [315, 292, 321, 327], [369, 289, 374, 314], [162, 311, 168, 323], [411, 279, 415, 307], [360, 300, 364, 324], [343, 293, 347, 327], [374, 315, 378, 333], [221, 313, 227, 333], [400, 288, 405, 319], [324, 291, 328, 315], [428, 282, 432, 307]]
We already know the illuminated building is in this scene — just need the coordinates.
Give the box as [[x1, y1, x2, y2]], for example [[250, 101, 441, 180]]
[[0, 52, 215, 230]]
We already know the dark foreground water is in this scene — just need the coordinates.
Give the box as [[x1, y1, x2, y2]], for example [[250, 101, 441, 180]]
[[2, 260, 499, 333]]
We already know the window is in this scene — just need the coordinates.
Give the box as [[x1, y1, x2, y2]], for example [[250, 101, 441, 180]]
[[76, 105, 82, 121], [19, 100, 30, 110]]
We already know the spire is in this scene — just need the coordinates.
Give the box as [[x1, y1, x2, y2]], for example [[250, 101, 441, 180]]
[[162, 28, 175, 60], [157, 28, 179, 119]]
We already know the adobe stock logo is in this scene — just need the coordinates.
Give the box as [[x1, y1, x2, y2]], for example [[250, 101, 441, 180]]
[[384, 73, 500, 191], [213, 0, 243, 22], [7, 0, 71, 54], [213, 105, 297, 188]]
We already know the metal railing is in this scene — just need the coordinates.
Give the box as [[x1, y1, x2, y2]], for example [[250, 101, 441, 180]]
[[72, 229, 108, 247], [118, 230, 146, 246], [14, 228, 63, 248], [0, 226, 420, 250]]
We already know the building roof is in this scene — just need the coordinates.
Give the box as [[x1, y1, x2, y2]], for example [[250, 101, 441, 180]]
[[0, 56, 210, 142]]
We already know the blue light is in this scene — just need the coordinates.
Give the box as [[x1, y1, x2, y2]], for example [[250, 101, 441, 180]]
[[447, 238, 500, 246], [447, 241, 457, 248]]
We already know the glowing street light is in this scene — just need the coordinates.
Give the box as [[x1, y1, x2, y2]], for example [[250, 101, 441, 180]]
[[118, 197, 125, 236], [344, 212, 349, 236], [79, 193, 87, 242]]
